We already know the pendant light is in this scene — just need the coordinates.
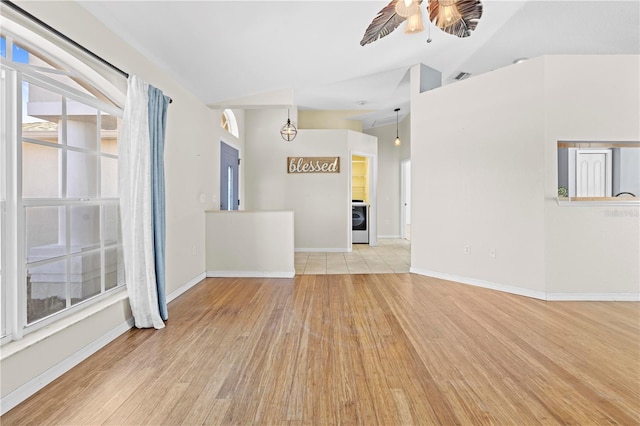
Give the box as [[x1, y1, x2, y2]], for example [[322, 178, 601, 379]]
[[395, 0, 419, 18], [404, 10, 425, 34], [394, 108, 401, 146], [435, 0, 462, 29], [280, 109, 297, 141]]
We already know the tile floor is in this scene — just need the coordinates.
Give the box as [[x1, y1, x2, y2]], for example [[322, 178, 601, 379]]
[[295, 238, 411, 275]]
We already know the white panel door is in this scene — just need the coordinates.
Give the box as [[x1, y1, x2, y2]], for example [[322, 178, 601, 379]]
[[576, 149, 612, 197]]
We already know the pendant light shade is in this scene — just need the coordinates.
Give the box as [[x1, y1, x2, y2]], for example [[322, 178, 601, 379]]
[[280, 109, 297, 141], [436, 0, 462, 28], [394, 108, 401, 146], [428, 0, 483, 38], [404, 10, 424, 34], [395, 0, 419, 18]]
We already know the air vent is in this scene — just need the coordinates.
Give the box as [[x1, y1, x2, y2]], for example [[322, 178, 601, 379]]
[[454, 72, 471, 81]]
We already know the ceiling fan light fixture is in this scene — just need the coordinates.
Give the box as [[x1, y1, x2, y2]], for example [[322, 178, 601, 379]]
[[280, 109, 297, 142], [404, 10, 425, 34], [428, 0, 482, 38], [436, 0, 462, 29], [395, 0, 420, 18]]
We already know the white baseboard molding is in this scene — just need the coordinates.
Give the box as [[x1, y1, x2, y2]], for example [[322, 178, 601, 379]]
[[206, 270, 295, 279], [546, 293, 640, 301], [167, 272, 206, 303], [295, 247, 348, 253], [377, 235, 401, 239], [410, 268, 547, 300], [410, 268, 639, 301], [0, 317, 135, 416]]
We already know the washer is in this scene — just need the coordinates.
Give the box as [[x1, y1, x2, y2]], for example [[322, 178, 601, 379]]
[[352, 201, 369, 244]]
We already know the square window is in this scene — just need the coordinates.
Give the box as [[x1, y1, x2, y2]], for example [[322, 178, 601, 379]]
[[70, 205, 100, 254], [26, 206, 66, 263], [66, 107, 99, 151], [70, 252, 101, 305], [101, 157, 118, 198], [105, 247, 124, 291], [67, 150, 98, 199], [22, 142, 61, 198], [103, 204, 120, 246], [27, 258, 67, 323]]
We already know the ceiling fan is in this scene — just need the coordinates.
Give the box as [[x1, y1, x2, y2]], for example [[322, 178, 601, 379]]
[[360, 0, 483, 46]]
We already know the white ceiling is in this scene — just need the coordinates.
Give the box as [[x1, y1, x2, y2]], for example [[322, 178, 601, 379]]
[[78, 0, 639, 129]]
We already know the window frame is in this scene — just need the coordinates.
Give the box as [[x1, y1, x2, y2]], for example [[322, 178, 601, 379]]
[[1, 27, 126, 343]]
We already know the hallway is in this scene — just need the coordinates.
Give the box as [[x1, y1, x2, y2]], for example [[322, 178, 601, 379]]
[[295, 239, 410, 275]]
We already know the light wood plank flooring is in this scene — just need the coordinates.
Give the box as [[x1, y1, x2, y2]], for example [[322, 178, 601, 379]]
[[2, 273, 639, 425]]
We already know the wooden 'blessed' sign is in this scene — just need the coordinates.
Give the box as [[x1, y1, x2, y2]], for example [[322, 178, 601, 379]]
[[287, 157, 340, 174]]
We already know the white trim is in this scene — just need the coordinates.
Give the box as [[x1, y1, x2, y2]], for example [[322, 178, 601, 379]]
[[295, 248, 348, 253], [546, 293, 640, 301], [0, 9, 126, 107], [0, 289, 128, 360], [410, 268, 640, 301], [206, 270, 295, 279], [557, 198, 640, 207], [410, 268, 547, 300], [166, 272, 206, 303], [0, 316, 134, 416], [377, 235, 402, 239]]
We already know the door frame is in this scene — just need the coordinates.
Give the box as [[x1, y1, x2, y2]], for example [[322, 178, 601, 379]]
[[220, 140, 241, 210], [400, 159, 411, 240], [350, 150, 377, 248]]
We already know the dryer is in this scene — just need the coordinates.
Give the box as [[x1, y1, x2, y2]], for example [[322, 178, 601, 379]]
[[352, 201, 369, 244]]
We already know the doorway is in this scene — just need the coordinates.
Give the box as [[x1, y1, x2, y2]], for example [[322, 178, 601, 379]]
[[401, 160, 411, 240], [220, 142, 239, 210], [575, 149, 612, 197], [350, 152, 377, 247]]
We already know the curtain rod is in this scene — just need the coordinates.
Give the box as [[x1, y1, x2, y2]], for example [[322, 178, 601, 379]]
[[2, 0, 173, 103]]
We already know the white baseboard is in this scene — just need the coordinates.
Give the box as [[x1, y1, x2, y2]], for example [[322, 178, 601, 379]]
[[206, 270, 295, 278], [295, 248, 348, 253], [410, 268, 547, 300], [167, 271, 206, 303], [410, 268, 639, 301], [546, 293, 640, 301], [377, 235, 401, 239], [0, 318, 134, 416]]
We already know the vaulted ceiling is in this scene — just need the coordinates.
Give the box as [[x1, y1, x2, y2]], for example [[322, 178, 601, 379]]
[[79, 0, 640, 128]]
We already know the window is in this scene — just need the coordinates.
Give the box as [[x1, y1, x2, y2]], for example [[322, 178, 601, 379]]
[[221, 109, 239, 138], [557, 141, 640, 203], [1, 24, 125, 343]]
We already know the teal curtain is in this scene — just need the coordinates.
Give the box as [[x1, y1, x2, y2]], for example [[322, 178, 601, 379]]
[[148, 85, 170, 320]]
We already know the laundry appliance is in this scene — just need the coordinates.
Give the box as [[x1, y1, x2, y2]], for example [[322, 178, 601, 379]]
[[352, 200, 369, 244]]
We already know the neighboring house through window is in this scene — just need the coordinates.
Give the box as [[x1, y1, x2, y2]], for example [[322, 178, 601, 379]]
[[0, 19, 125, 343]]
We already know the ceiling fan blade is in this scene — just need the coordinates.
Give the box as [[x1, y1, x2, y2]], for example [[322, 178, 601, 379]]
[[360, 0, 407, 46], [429, 0, 483, 38]]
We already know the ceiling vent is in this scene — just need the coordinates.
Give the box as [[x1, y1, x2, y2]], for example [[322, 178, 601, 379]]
[[454, 72, 472, 81]]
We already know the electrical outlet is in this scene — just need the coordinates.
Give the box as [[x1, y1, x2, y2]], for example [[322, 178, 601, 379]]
[[464, 245, 471, 255], [192, 245, 197, 256], [489, 249, 496, 258]]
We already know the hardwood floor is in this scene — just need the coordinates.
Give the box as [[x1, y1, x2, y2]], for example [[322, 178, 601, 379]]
[[2, 274, 639, 425]]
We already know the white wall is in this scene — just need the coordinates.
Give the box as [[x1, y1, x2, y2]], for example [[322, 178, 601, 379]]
[[2, 0, 230, 406], [543, 55, 640, 297], [410, 55, 639, 299], [243, 109, 376, 251], [411, 58, 547, 296], [205, 210, 294, 277], [365, 116, 410, 238]]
